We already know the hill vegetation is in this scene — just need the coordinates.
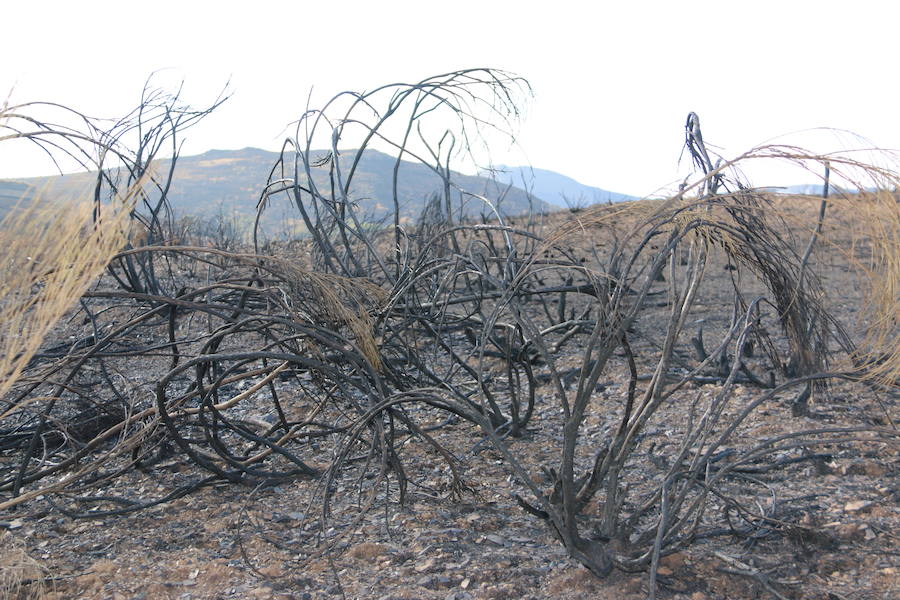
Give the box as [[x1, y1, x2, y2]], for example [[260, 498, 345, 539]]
[[1, 147, 549, 237]]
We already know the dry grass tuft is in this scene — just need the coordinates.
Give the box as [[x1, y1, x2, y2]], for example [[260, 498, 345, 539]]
[[0, 532, 47, 600], [843, 190, 900, 386], [345, 541, 388, 560], [725, 145, 900, 386], [267, 259, 389, 371], [0, 196, 132, 413], [546, 144, 900, 389]]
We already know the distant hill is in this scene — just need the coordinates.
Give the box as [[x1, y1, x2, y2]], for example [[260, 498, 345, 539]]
[[0, 181, 35, 215], [780, 184, 828, 196], [0, 148, 551, 235], [482, 165, 637, 207], [762, 183, 860, 196]]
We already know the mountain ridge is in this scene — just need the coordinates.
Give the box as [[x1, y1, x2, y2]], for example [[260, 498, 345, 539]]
[[1, 149, 647, 237], [482, 164, 638, 207], [0, 148, 551, 235]]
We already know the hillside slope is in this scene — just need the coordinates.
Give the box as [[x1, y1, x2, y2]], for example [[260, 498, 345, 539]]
[[1, 148, 549, 234], [484, 164, 637, 207]]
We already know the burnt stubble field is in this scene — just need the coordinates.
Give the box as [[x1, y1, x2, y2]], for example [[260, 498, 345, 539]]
[[1, 71, 897, 599]]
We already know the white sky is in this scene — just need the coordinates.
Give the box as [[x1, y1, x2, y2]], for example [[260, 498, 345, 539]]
[[2, 0, 898, 196]]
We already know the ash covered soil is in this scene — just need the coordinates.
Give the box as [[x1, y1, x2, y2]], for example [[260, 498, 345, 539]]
[[1, 199, 897, 599]]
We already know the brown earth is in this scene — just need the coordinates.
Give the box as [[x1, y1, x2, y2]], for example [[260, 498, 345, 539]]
[[1, 198, 897, 600]]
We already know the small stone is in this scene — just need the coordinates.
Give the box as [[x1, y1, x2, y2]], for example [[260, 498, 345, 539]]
[[843, 461, 888, 477], [416, 574, 452, 590], [844, 500, 874, 513], [414, 558, 435, 573], [258, 564, 283, 577], [837, 523, 866, 541], [660, 552, 687, 570]]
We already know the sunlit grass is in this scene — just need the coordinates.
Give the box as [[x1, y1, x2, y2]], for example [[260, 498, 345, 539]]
[[0, 195, 132, 414]]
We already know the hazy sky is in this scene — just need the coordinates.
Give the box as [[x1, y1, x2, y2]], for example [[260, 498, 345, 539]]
[[2, 1, 898, 196]]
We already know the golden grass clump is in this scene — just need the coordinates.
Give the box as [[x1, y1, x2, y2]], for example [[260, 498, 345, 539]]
[[843, 190, 900, 386], [0, 197, 132, 411], [763, 185, 899, 387], [263, 257, 389, 371], [540, 143, 900, 389], [725, 145, 899, 386], [0, 531, 47, 600]]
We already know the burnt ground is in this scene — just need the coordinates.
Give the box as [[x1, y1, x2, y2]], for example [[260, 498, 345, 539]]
[[1, 198, 897, 600]]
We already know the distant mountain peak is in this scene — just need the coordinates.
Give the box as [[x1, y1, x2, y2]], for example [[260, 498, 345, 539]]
[[481, 164, 637, 207], [2, 148, 639, 235], [0, 148, 551, 232]]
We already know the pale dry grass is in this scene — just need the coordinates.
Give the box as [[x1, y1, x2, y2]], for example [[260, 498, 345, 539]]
[[0, 93, 129, 600], [771, 190, 900, 386], [547, 146, 900, 389], [0, 196, 133, 416], [0, 92, 135, 410], [842, 191, 900, 386], [0, 532, 47, 600], [737, 146, 899, 386]]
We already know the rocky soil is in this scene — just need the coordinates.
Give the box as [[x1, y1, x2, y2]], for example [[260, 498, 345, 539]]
[[1, 199, 897, 599]]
